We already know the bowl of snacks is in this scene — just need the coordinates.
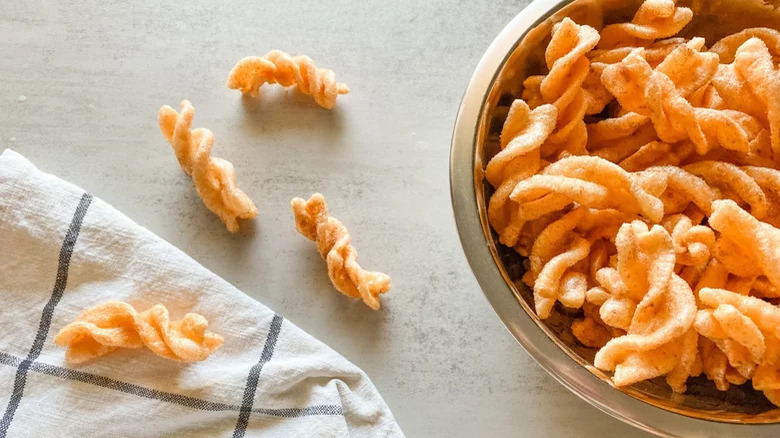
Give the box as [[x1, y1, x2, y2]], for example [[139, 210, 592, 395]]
[[450, 0, 780, 435]]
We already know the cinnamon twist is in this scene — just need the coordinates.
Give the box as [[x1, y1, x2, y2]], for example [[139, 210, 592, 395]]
[[509, 155, 664, 223], [661, 214, 715, 266], [524, 18, 600, 157], [593, 221, 697, 389], [523, 208, 594, 319], [485, 100, 557, 247], [602, 47, 757, 156], [683, 161, 769, 220], [696, 288, 780, 399], [598, 0, 693, 49], [159, 100, 257, 233], [710, 28, 780, 64], [54, 301, 223, 364], [589, 37, 691, 68], [709, 200, 780, 291], [706, 38, 778, 165], [227, 50, 349, 109], [732, 38, 780, 163], [637, 162, 780, 225], [291, 194, 390, 310]]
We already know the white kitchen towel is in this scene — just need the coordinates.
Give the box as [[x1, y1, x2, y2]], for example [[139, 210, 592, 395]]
[[0, 149, 404, 438]]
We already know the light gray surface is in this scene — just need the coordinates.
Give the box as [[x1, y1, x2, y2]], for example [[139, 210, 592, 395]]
[[1, 1, 655, 437]]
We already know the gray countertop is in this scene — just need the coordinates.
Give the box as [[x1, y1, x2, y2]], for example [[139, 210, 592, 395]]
[[1, 0, 654, 436]]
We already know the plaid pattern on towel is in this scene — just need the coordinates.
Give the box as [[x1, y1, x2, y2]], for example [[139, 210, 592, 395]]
[[0, 149, 403, 438]]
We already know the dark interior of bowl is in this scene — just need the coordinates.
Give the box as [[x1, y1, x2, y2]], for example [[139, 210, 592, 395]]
[[478, 0, 780, 423]]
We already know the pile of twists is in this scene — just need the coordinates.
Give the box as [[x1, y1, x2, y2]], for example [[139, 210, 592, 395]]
[[485, 0, 780, 404]]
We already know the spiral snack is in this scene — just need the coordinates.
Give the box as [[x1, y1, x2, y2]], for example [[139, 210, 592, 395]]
[[587, 112, 650, 148], [600, 49, 654, 115], [599, 39, 720, 114], [590, 37, 691, 67], [709, 200, 780, 290], [662, 214, 715, 267], [291, 194, 391, 310], [591, 124, 659, 164], [524, 208, 591, 318], [618, 140, 676, 171], [683, 161, 768, 220], [598, 0, 693, 49], [159, 100, 258, 233], [732, 38, 780, 161], [593, 222, 697, 388], [697, 288, 780, 401], [710, 28, 780, 63], [510, 155, 663, 223], [602, 48, 753, 155], [743, 166, 780, 227], [486, 101, 558, 247], [227, 50, 349, 109], [54, 301, 223, 364], [530, 18, 600, 156], [711, 62, 768, 123], [637, 166, 717, 215], [654, 38, 719, 98]]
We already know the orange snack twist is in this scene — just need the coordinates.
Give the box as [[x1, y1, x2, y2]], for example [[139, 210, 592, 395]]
[[291, 193, 391, 310], [590, 37, 692, 68], [683, 161, 769, 220], [708, 200, 780, 291], [710, 28, 780, 63], [227, 50, 349, 109], [732, 38, 780, 163], [486, 100, 558, 247], [509, 155, 664, 223], [601, 47, 754, 156], [593, 221, 697, 390], [598, 0, 693, 49], [661, 214, 715, 266], [743, 166, 780, 228], [54, 301, 223, 364], [159, 100, 258, 233], [525, 208, 592, 318], [523, 18, 600, 156], [636, 165, 717, 215], [696, 287, 780, 402]]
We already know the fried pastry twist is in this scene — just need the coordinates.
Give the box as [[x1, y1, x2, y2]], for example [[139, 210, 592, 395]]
[[291, 193, 391, 310], [709, 200, 780, 291], [683, 161, 769, 220], [710, 28, 780, 63], [159, 100, 257, 233], [525, 208, 591, 319], [590, 37, 691, 68], [54, 301, 224, 364], [523, 18, 600, 156], [486, 100, 557, 247], [697, 288, 780, 399], [731, 39, 780, 163], [661, 214, 715, 267], [227, 50, 349, 109], [601, 45, 757, 156], [598, 0, 693, 49], [593, 221, 697, 390], [509, 155, 664, 223]]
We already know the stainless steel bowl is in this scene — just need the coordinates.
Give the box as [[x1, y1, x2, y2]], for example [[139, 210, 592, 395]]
[[450, 0, 780, 436]]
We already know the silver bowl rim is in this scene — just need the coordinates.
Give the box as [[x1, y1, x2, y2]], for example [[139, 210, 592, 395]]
[[449, 0, 780, 436]]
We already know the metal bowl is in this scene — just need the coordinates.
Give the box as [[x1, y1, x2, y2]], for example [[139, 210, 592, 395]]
[[450, 0, 780, 436]]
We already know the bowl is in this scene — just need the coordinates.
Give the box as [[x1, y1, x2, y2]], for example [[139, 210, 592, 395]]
[[450, 0, 780, 436]]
